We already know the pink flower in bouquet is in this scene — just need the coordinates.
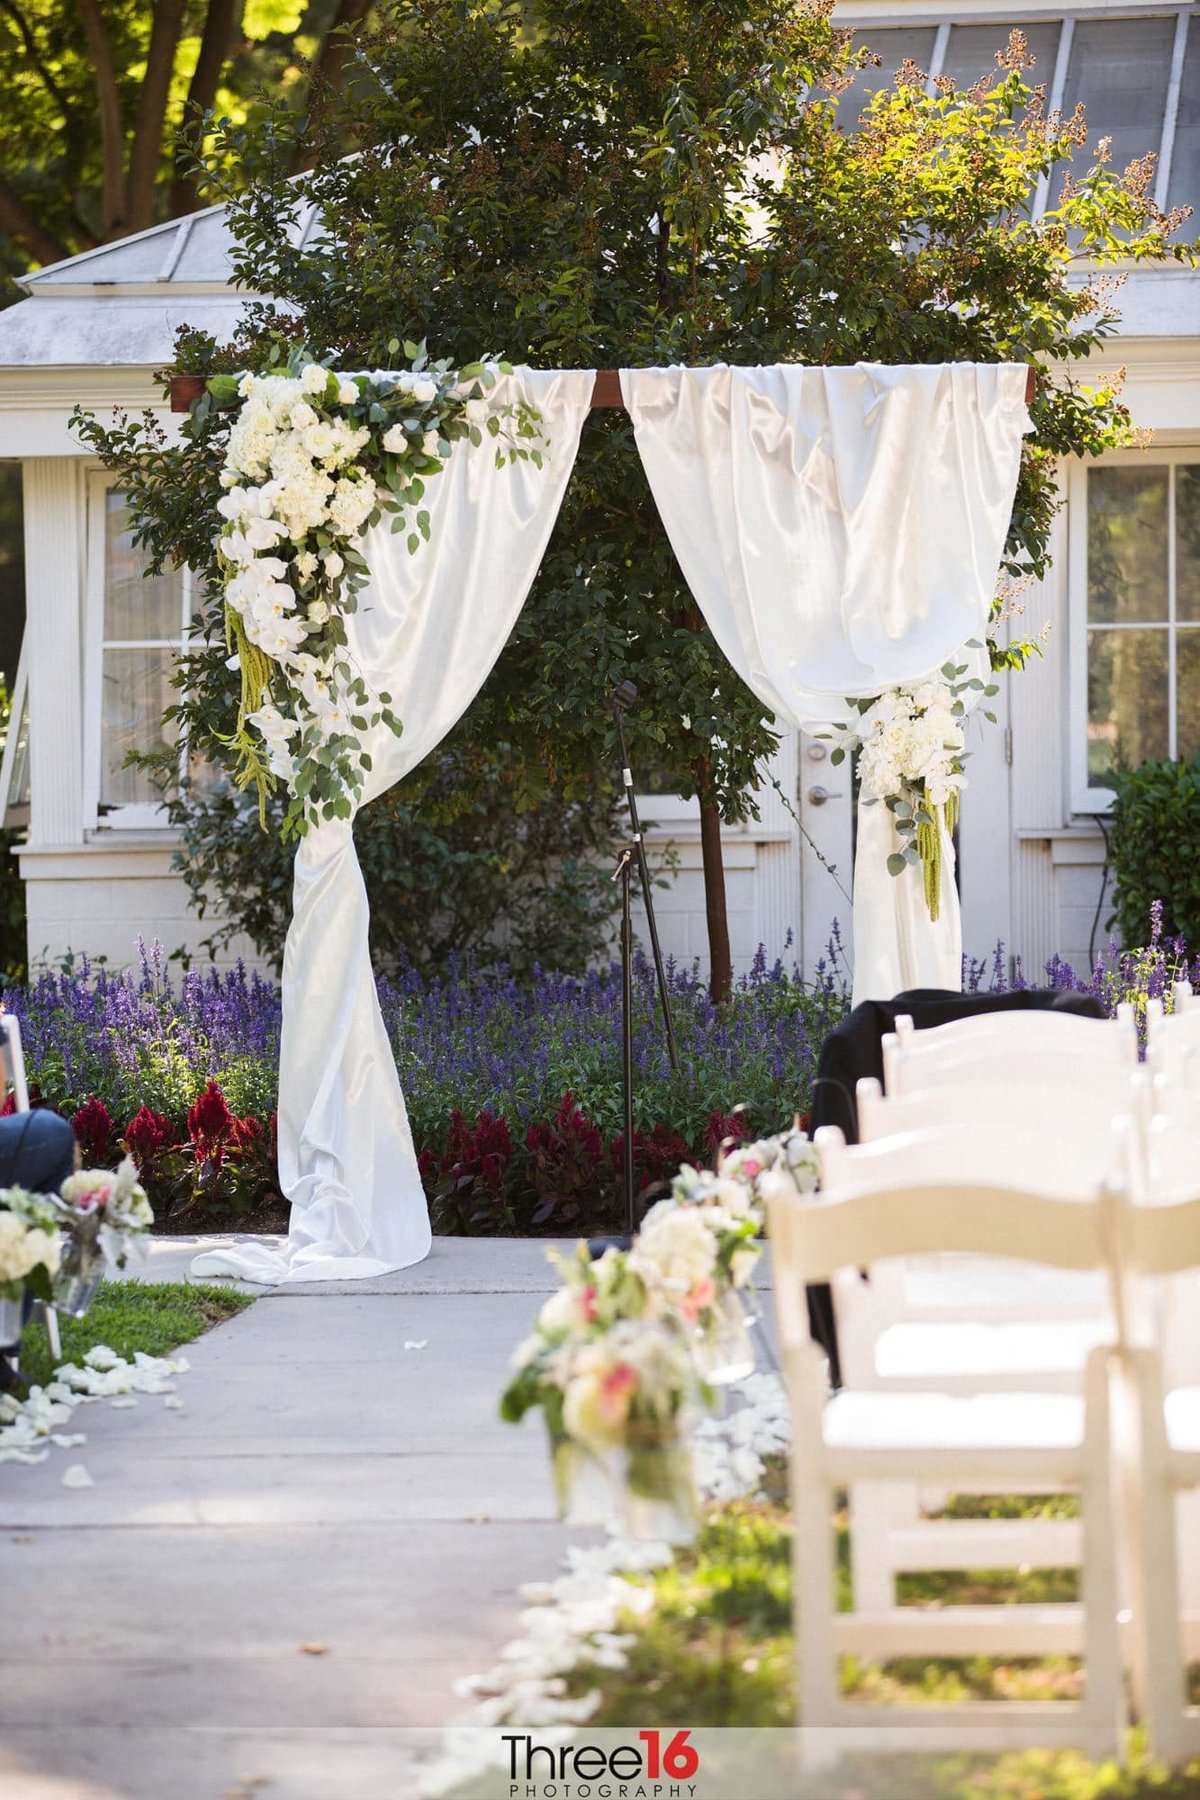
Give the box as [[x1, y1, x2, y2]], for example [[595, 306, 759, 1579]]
[[598, 1362, 638, 1427], [61, 1170, 115, 1212], [679, 1276, 715, 1324]]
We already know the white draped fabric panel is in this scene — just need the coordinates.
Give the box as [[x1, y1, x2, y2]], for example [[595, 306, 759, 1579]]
[[191, 368, 595, 1285], [621, 362, 1032, 1007]]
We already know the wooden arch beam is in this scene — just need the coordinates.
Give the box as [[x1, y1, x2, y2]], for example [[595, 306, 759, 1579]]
[[170, 364, 1039, 414]]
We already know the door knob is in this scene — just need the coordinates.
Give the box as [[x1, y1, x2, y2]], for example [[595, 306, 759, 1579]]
[[808, 785, 832, 805]]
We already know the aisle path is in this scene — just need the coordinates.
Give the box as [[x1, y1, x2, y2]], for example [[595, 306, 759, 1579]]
[[0, 1237, 598, 1800]]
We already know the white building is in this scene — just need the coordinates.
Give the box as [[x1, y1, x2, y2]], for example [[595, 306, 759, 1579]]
[[0, 0, 1197, 981]]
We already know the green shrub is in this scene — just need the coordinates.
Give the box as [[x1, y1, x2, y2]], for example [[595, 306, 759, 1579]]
[[1107, 753, 1200, 948], [163, 734, 626, 981]]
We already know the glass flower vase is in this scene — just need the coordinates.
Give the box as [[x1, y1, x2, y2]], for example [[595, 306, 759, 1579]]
[[52, 1230, 107, 1319], [621, 1431, 699, 1545], [0, 1293, 22, 1350], [550, 1431, 623, 1529], [692, 1285, 757, 1386]]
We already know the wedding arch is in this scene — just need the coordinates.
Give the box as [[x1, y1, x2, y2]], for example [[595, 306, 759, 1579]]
[[174, 358, 1035, 1285]]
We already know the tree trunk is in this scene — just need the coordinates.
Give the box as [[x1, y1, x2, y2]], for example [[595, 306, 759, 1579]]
[[126, 0, 188, 232], [696, 771, 732, 1004], [75, 0, 127, 235], [171, 0, 241, 217]]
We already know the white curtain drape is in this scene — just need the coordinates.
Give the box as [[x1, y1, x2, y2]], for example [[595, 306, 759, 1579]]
[[621, 362, 1032, 1007], [191, 369, 594, 1285]]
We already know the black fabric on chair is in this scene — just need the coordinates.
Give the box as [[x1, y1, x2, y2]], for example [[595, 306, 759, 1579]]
[[806, 986, 1107, 1387]]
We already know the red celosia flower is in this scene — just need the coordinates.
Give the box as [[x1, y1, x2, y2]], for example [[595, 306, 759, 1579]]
[[187, 1081, 234, 1164], [72, 1095, 114, 1165], [0, 1092, 14, 1117], [704, 1108, 747, 1158], [123, 1105, 177, 1175], [229, 1114, 263, 1151]]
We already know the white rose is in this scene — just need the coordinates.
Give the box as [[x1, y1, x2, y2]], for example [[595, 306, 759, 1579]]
[[290, 401, 318, 430], [730, 1246, 760, 1288], [303, 423, 336, 461], [405, 374, 438, 405], [307, 599, 330, 625], [422, 430, 441, 457], [322, 550, 344, 578], [338, 380, 359, 405], [464, 397, 488, 426], [381, 424, 408, 453], [301, 363, 329, 395]]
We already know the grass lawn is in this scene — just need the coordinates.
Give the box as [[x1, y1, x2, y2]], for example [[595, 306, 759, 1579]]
[[17, 1279, 254, 1390], [574, 1485, 1200, 1799]]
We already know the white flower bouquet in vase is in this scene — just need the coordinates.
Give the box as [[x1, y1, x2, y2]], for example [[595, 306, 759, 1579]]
[[500, 1245, 708, 1542], [52, 1157, 154, 1318], [0, 1187, 62, 1347]]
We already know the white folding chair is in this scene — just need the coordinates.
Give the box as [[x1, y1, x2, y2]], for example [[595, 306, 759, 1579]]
[[1110, 1148, 1200, 1767], [837, 1086, 1148, 1611], [768, 1123, 1128, 1757], [882, 1003, 1138, 1096], [1147, 984, 1200, 1094], [1, 1013, 61, 1362]]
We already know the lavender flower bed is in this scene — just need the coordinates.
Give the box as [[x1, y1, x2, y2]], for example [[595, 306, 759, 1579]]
[[1, 909, 1192, 1235]]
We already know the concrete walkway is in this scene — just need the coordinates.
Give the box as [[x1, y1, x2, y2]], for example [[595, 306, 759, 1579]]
[[0, 1237, 604, 1800]]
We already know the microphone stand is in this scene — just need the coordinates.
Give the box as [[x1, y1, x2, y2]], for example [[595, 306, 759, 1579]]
[[590, 682, 679, 1256]]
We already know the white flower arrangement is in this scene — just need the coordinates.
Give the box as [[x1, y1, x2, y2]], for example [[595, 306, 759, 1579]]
[[821, 649, 999, 920], [200, 346, 546, 834], [57, 1155, 154, 1271], [0, 1186, 62, 1303]]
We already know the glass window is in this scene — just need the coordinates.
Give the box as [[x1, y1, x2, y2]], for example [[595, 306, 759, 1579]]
[[833, 27, 939, 130], [1048, 16, 1176, 214], [99, 492, 185, 812], [1168, 14, 1200, 215], [940, 21, 1060, 96], [1085, 462, 1200, 792]]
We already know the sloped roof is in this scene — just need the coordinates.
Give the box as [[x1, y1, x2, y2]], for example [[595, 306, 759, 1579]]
[[0, 199, 316, 370]]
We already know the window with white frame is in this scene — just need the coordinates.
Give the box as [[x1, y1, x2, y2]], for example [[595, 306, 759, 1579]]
[[1070, 453, 1200, 811], [836, 8, 1194, 220], [86, 480, 191, 828]]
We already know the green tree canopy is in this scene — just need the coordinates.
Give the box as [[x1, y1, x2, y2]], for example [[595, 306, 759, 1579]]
[[82, 0, 1196, 994], [0, 0, 379, 293]]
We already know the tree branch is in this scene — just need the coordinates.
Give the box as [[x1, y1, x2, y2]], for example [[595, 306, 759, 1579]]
[[126, 0, 188, 232], [74, 0, 127, 235], [170, 0, 241, 217], [0, 172, 70, 267], [290, 0, 373, 175]]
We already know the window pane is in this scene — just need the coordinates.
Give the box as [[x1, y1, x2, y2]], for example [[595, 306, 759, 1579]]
[[940, 23, 1060, 96], [1087, 466, 1169, 623], [834, 29, 939, 130], [99, 648, 178, 807], [1178, 465, 1200, 623], [1177, 630, 1200, 762], [1048, 17, 1175, 214], [104, 491, 182, 643], [1168, 15, 1200, 215], [1087, 627, 1169, 786]]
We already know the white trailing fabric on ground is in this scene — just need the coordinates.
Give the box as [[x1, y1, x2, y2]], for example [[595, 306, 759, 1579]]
[[191, 369, 595, 1287], [621, 362, 1032, 1006]]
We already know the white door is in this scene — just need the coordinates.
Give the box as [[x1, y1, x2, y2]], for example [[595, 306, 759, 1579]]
[[797, 729, 855, 983]]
